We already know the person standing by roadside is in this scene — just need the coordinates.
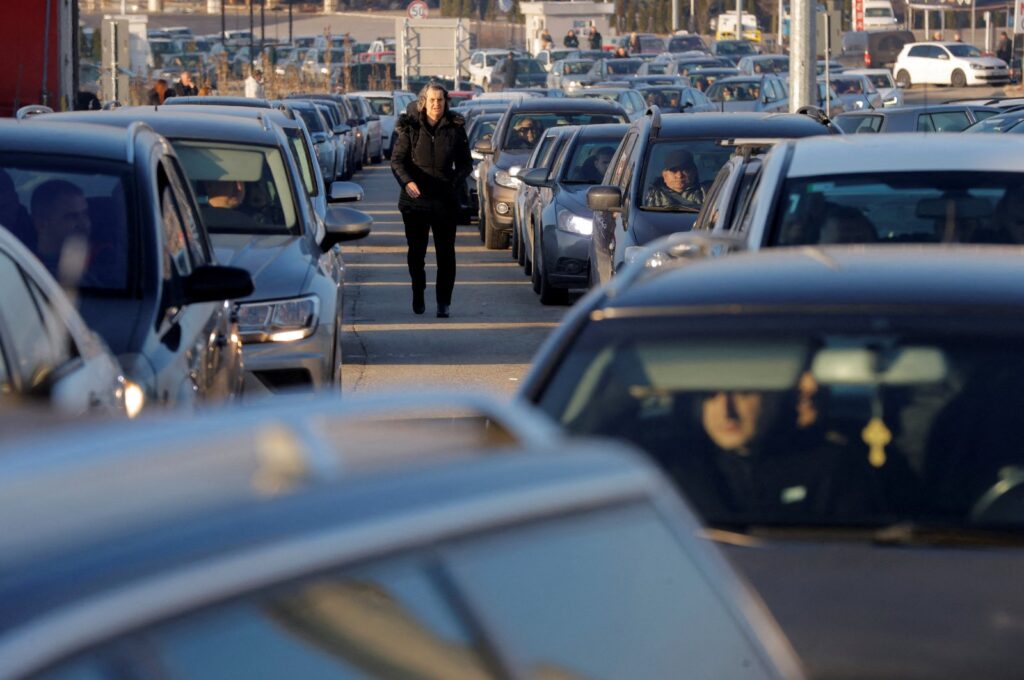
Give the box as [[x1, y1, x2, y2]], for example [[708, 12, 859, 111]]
[[390, 83, 472, 318], [147, 78, 170, 105], [245, 68, 265, 98], [540, 27, 554, 50], [588, 22, 603, 50], [502, 51, 519, 89], [173, 71, 198, 97], [997, 31, 1012, 65], [564, 29, 579, 48]]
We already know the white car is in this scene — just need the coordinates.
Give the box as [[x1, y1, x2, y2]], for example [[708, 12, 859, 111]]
[[349, 90, 415, 160], [844, 68, 905, 107], [468, 48, 521, 89], [893, 41, 1009, 88]]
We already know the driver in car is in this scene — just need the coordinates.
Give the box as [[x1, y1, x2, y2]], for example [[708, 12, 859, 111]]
[[644, 150, 706, 208]]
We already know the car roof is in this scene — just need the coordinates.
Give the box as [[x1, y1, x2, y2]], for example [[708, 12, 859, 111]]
[[577, 122, 631, 138], [784, 132, 1023, 176], [606, 246, 1024, 314], [507, 98, 627, 113], [38, 108, 282, 146], [834, 103, 997, 117], [143, 103, 303, 128], [653, 112, 829, 137], [163, 95, 272, 108], [0, 118, 150, 162]]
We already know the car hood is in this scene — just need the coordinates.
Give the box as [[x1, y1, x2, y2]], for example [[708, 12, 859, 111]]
[[722, 538, 1024, 679], [555, 184, 595, 217], [211, 233, 313, 301], [717, 100, 762, 112], [632, 209, 698, 245], [494, 149, 532, 170], [960, 56, 1007, 67]]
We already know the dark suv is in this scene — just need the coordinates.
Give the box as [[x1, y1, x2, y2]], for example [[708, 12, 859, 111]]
[[475, 98, 628, 249], [3, 119, 253, 408], [586, 108, 833, 285], [837, 29, 915, 70]]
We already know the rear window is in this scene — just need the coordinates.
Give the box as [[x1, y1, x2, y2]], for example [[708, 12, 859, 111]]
[[501, 112, 627, 150], [834, 114, 883, 134]]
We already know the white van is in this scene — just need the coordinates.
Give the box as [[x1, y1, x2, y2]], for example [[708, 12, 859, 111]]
[[862, 0, 899, 29]]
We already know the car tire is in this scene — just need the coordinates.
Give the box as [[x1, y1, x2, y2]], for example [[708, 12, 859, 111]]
[[531, 234, 542, 293], [511, 219, 520, 260], [951, 69, 967, 88], [535, 235, 569, 305], [478, 199, 487, 242], [484, 214, 509, 249], [518, 223, 528, 269], [896, 70, 912, 89]]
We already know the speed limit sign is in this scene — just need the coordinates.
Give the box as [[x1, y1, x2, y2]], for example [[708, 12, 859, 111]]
[[407, 0, 429, 19]]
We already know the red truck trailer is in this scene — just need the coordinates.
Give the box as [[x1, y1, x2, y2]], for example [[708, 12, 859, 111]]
[[0, 0, 76, 117]]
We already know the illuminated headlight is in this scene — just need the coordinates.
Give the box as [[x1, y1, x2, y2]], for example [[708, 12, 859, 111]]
[[471, 150, 484, 160], [472, 166, 479, 179], [970, 62, 983, 70], [237, 295, 319, 343], [557, 209, 593, 235], [122, 379, 145, 418], [356, 130, 363, 138], [853, 100, 865, 109], [495, 168, 521, 188]]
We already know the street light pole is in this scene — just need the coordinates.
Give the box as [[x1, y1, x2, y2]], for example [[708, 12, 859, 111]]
[[289, 0, 293, 44]]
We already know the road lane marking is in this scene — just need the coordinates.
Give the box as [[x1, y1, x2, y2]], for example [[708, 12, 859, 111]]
[[344, 322, 559, 332], [346, 262, 519, 268], [346, 281, 533, 286]]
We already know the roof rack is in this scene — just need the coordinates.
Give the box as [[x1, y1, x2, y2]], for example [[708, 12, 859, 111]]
[[15, 104, 54, 120]]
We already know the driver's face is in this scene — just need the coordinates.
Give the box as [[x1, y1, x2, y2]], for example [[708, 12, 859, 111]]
[[595, 154, 612, 174], [702, 391, 763, 453], [516, 124, 538, 142]]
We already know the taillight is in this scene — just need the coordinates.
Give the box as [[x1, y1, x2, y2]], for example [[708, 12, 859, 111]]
[[864, 50, 872, 67]]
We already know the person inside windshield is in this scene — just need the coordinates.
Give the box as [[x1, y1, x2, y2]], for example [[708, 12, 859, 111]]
[[576, 146, 615, 183], [510, 117, 541, 149], [30, 179, 92, 276], [644, 150, 705, 208], [720, 86, 735, 101], [819, 205, 877, 244]]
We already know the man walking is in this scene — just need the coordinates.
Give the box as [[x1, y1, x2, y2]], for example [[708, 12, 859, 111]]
[[588, 22, 603, 50]]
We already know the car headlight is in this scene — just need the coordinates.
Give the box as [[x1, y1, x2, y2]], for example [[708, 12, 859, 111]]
[[853, 100, 865, 109], [970, 63, 983, 70], [495, 168, 521, 188], [557, 209, 593, 235], [237, 295, 320, 343], [472, 166, 480, 180]]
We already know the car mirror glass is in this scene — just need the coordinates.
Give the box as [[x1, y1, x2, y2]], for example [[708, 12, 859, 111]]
[[322, 205, 372, 246]]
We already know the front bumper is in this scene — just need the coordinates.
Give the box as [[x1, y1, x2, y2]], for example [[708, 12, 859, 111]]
[[488, 182, 516, 229], [967, 68, 1009, 84], [543, 226, 591, 288], [240, 320, 335, 395]]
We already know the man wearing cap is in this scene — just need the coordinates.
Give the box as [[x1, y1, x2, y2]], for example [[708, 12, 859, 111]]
[[510, 117, 541, 149], [644, 150, 706, 208], [244, 68, 265, 99]]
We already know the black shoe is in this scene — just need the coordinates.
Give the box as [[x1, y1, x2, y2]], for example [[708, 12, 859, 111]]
[[413, 289, 425, 315], [436, 303, 450, 318]]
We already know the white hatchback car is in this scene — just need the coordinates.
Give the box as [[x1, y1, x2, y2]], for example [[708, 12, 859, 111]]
[[893, 41, 1009, 88]]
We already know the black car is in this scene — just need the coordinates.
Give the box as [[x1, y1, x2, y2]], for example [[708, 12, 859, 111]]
[[833, 104, 1000, 133], [3, 119, 252, 408], [475, 98, 628, 249], [520, 245, 1024, 679], [0, 392, 802, 679], [585, 108, 832, 285], [837, 29, 916, 70], [964, 108, 1024, 133]]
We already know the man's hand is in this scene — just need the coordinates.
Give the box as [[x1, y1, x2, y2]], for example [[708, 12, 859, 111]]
[[406, 181, 421, 198]]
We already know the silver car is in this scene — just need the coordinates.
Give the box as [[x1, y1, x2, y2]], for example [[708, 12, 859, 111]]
[[350, 90, 415, 160]]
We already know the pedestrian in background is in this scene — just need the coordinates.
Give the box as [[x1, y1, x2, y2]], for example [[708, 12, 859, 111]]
[[147, 78, 169, 105], [588, 22, 603, 50], [997, 31, 1012, 64], [564, 29, 579, 48], [173, 71, 197, 97], [540, 27, 553, 50], [502, 51, 518, 89], [390, 83, 472, 318], [245, 68, 265, 98]]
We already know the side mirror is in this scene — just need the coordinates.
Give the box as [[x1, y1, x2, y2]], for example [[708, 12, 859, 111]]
[[322, 205, 373, 247], [520, 167, 552, 188], [347, 117, 359, 127], [328, 180, 364, 203], [359, 118, 367, 125], [182, 265, 254, 304], [587, 185, 623, 212], [474, 139, 494, 154], [312, 132, 327, 144], [334, 123, 352, 134], [367, 114, 380, 122]]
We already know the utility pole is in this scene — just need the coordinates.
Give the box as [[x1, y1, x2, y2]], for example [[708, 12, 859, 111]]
[[672, 0, 679, 32], [736, 0, 743, 40], [249, 1, 255, 73], [289, 0, 294, 44], [789, 0, 815, 111]]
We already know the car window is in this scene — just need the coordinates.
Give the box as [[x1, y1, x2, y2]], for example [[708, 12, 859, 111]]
[[907, 45, 929, 58], [638, 140, 733, 212], [159, 182, 194, 280], [44, 555, 501, 680], [0, 251, 57, 386], [0, 163, 131, 292], [608, 132, 637, 186], [174, 141, 299, 236], [528, 132, 560, 169], [445, 502, 770, 679], [692, 163, 733, 231], [501, 112, 626, 150], [835, 114, 883, 133], [163, 157, 211, 266], [971, 108, 999, 122], [284, 128, 318, 199], [562, 138, 621, 184], [773, 171, 1024, 245]]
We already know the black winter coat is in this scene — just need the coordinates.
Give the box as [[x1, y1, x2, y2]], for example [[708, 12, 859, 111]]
[[391, 104, 472, 212]]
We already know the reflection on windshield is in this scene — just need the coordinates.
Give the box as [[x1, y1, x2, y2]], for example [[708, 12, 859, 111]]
[[948, 44, 982, 58], [539, 325, 1024, 529], [774, 172, 1024, 245], [502, 113, 626, 150]]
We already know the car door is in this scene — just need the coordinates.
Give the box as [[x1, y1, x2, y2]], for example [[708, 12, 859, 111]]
[[902, 45, 930, 83], [591, 131, 636, 284], [522, 131, 566, 259], [609, 134, 643, 275]]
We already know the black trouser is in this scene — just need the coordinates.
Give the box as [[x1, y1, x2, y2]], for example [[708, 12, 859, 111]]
[[401, 208, 457, 306]]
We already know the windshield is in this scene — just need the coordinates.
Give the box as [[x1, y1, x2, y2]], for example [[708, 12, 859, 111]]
[[563, 60, 594, 75], [606, 60, 642, 75], [964, 114, 1024, 134], [284, 129, 317, 198], [562, 138, 623, 184], [669, 35, 707, 52], [365, 96, 395, 116], [173, 142, 299, 236], [639, 87, 684, 108], [706, 80, 762, 101], [749, 57, 788, 73], [537, 319, 1024, 529], [502, 112, 627, 150], [717, 41, 756, 55], [689, 71, 736, 90], [294, 106, 325, 133], [639, 140, 733, 211], [831, 78, 865, 94], [948, 44, 983, 58], [0, 161, 132, 292], [863, 72, 894, 88], [773, 172, 1024, 245]]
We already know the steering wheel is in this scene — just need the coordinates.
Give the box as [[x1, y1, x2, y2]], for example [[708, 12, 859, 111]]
[[970, 465, 1024, 524]]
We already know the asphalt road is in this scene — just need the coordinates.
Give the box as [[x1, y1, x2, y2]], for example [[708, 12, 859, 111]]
[[339, 162, 567, 396], [902, 84, 1008, 105]]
